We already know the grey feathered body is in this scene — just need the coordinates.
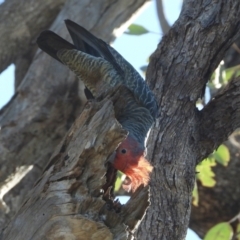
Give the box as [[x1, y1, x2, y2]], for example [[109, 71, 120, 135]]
[[37, 20, 158, 148]]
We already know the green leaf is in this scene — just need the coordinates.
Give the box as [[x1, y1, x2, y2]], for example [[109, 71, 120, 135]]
[[125, 24, 149, 35], [223, 65, 240, 83], [192, 181, 199, 206], [204, 222, 233, 240], [196, 158, 216, 187], [236, 222, 240, 240], [209, 64, 240, 90], [212, 144, 230, 166]]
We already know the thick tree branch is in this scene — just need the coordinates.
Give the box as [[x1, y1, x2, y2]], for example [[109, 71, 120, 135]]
[[14, 45, 38, 90], [198, 77, 240, 161], [139, 0, 240, 239], [0, 0, 150, 227], [2, 98, 150, 239], [0, 0, 67, 74]]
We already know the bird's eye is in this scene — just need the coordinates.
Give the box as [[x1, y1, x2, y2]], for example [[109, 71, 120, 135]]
[[121, 149, 127, 154]]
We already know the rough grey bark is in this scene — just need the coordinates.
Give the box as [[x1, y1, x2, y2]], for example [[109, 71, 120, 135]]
[[198, 78, 240, 157], [0, 0, 150, 230], [14, 46, 38, 90], [155, 0, 240, 237], [138, 0, 240, 239], [0, 0, 67, 74], [2, 93, 150, 240]]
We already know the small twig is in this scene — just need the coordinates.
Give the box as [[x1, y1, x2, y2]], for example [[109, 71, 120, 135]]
[[232, 43, 240, 55], [228, 211, 240, 223]]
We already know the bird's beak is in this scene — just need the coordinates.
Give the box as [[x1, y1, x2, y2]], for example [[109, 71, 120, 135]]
[[107, 151, 116, 163]]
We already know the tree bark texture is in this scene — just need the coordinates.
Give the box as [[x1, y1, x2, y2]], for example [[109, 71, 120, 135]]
[[2, 96, 150, 240], [138, 0, 240, 239], [154, 0, 240, 237], [0, 0, 67, 75], [0, 0, 150, 230]]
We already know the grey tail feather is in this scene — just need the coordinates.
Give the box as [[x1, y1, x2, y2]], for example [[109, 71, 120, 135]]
[[36, 30, 76, 63], [37, 22, 124, 100], [64, 19, 124, 76]]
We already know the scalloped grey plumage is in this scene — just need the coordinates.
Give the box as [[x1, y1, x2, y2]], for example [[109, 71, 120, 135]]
[[37, 19, 159, 148]]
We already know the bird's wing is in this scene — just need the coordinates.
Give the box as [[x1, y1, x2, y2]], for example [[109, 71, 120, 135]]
[[37, 31, 122, 97], [65, 19, 159, 119], [37, 20, 158, 127], [65, 19, 124, 78]]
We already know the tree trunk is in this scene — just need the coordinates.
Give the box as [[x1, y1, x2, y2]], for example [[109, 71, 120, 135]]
[[138, 0, 240, 239], [0, 0, 67, 75]]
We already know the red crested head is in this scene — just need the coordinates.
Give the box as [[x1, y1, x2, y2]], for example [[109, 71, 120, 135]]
[[112, 136, 153, 192]]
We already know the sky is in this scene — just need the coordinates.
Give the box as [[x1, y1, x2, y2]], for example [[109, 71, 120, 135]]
[[0, 1, 200, 239]]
